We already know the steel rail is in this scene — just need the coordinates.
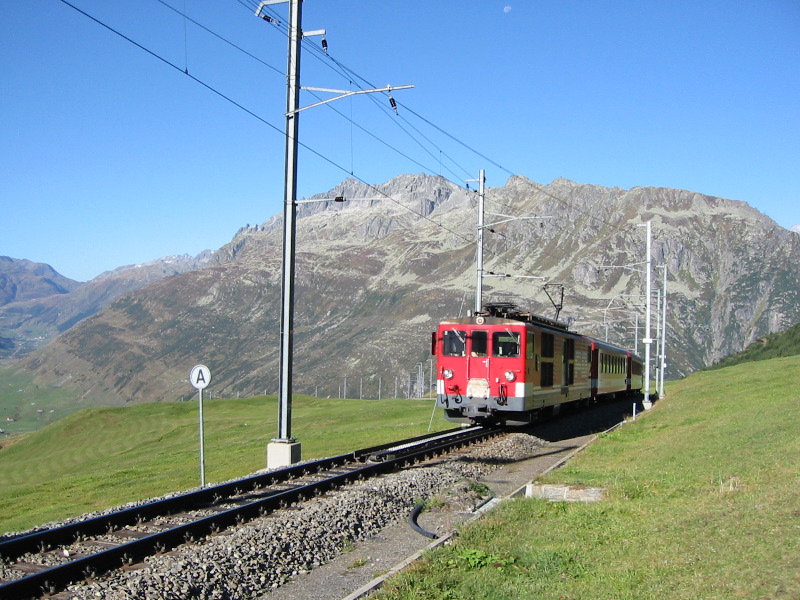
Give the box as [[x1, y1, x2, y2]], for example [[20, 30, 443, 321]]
[[0, 427, 468, 562], [0, 426, 497, 599]]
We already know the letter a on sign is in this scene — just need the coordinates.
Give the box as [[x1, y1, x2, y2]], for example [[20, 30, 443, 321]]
[[190, 365, 211, 390]]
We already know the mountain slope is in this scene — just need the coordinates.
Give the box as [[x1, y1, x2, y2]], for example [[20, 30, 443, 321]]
[[708, 321, 800, 370], [0, 253, 211, 360], [9, 174, 800, 406], [0, 256, 82, 307]]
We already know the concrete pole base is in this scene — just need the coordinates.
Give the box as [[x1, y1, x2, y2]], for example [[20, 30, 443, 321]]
[[267, 440, 302, 469]]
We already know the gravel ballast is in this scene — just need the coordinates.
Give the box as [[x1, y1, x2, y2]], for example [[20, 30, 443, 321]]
[[12, 433, 557, 599]]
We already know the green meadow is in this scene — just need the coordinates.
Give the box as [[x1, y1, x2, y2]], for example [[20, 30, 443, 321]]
[[3, 356, 798, 598], [376, 355, 800, 600], [0, 395, 450, 533]]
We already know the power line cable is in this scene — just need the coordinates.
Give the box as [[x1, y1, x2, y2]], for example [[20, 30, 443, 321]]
[[222, 3, 642, 289], [62, 0, 635, 294], [228, 1, 508, 194], [55, 0, 476, 246], [229, 0, 630, 264], [156, 0, 285, 77]]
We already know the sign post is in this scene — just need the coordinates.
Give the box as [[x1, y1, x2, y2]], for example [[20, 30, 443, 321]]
[[189, 364, 211, 488]]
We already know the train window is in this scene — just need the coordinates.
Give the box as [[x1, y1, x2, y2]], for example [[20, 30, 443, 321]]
[[541, 362, 554, 387], [526, 331, 535, 359], [565, 338, 575, 360], [541, 333, 555, 358], [493, 331, 520, 357], [471, 331, 488, 357], [443, 330, 466, 356]]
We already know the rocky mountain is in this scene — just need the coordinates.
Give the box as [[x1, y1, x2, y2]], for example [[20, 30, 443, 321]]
[[0, 257, 81, 306], [0, 252, 212, 360], [8, 174, 800, 406]]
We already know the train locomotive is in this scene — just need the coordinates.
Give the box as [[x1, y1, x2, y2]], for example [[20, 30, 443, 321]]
[[432, 302, 643, 424]]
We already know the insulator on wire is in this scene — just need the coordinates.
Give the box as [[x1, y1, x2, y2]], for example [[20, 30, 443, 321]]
[[321, 38, 328, 54], [389, 95, 398, 114]]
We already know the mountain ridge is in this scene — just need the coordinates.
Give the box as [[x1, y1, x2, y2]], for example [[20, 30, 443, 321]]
[[4, 174, 798, 413], [0, 252, 212, 360]]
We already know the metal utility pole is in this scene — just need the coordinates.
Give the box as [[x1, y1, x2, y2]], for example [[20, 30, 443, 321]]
[[640, 220, 653, 409], [659, 265, 668, 397], [654, 288, 661, 392], [474, 169, 486, 313], [258, 0, 303, 469], [255, 1, 412, 468], [471, 173, 550, 303]]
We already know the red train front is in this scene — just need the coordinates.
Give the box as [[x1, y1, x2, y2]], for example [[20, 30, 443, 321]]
[[432, 303, 642, 424]]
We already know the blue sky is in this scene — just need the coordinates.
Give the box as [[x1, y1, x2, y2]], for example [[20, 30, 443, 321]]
[[2, 0, 798, 282]]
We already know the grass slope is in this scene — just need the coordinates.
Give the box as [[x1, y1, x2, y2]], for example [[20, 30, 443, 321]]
[[377, 355, 800, 600], [0, 366, 90, 436], [0, 395, 449, 533]]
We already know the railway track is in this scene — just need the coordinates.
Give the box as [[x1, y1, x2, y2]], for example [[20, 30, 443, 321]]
[[0, 425, 500, 600]]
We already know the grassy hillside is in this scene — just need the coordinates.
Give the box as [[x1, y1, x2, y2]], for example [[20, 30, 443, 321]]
[[0, 366, 91, 436], [708, 320, 800, 370], [377, 355, 800, 600], [0, 395, 450, 533]]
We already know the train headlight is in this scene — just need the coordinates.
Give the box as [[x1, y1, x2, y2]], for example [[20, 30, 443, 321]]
[[443, 369, 454, 380], [504, 370, 516, 382]]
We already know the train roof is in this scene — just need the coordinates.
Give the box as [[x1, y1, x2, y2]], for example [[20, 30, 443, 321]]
[[439, 302, 642, 360], [440, 302, 573, 333], [587, 335, 642, 358], [478, 302, 571, 330]]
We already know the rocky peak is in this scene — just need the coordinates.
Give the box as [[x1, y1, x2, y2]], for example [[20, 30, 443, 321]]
[[0, 256, 81, 306]]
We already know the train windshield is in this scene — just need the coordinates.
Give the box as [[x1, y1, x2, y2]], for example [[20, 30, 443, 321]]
[[443, 329, 467, 356], [493, 331, 520, 357], [471, 331, 488, 357]]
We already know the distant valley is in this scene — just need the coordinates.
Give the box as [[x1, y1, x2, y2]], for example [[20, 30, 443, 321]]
[[0, 253, 212, 360]]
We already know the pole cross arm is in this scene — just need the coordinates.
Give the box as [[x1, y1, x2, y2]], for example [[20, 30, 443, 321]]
[[295, 196, 386, 205], [255, 0, 286, 17], [596, 260, 646, 273], [485, 273, 547, 280], [290, 84, 414, 115], [482, 212, 552, 229]]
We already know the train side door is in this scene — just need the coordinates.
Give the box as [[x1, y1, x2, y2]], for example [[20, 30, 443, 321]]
[[562, 338, 575, 387], [467, 330, 490, 381], [626, 353, 633, 391]]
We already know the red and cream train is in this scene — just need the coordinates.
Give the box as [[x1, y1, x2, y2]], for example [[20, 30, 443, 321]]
[[432, 303, 643, 424]]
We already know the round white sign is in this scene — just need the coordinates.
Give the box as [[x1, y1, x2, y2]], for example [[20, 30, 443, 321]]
[[190, 364, 211, 390]]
